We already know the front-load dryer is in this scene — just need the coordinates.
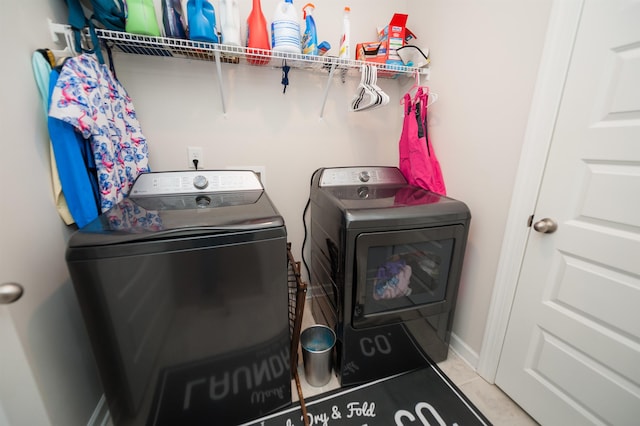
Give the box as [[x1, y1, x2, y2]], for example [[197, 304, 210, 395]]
[[309, 166, 471, 387], [66, 170, 291, 426]]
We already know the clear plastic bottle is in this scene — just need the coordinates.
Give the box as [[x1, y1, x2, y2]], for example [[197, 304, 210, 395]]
[[301, 3, 318, 55], [271, 0, 301, 54], [246, 0, 271, 64], [339, 6, 350, 59], [219, 0, 242, 46]]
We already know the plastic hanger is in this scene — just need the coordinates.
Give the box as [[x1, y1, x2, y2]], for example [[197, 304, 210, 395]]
[[350, 64, 389, 112], [426, 92, 438, 108], [368, 64, 390, 107], [404, 70, 438, 108], [350, 65, 378, 111], [406, 70, 421, 99]]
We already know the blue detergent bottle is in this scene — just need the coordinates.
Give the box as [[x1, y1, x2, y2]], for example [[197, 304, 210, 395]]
[[301, 3, 318, 55], [187, 0, 219, 43]]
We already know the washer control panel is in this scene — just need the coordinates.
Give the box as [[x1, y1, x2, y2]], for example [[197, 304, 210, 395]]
[[130, 170, 263, 196], [318, 167, 407, 187]]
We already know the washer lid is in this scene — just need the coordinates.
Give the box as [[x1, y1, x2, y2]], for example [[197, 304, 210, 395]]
[[322, 184, 446, 208], [314, 167, 470, 224], [68, 171, 284, 247]]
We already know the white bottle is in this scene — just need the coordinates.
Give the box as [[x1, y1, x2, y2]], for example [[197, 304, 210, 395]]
[[271, 0, 302, 54], [339, 6, 350, 59], [219, 0, 242, 46]]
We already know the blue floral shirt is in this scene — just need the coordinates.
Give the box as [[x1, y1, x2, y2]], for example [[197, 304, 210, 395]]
[[49, 54, 150, 212]]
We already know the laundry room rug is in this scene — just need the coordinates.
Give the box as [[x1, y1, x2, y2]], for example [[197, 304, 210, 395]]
[[239, 364, 491, 426]]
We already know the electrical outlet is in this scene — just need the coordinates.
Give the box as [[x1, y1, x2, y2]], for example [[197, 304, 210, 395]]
[[188, 147, 203, 169]]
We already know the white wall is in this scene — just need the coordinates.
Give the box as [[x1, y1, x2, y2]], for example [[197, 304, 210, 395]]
[[408, 1, 552, 360]]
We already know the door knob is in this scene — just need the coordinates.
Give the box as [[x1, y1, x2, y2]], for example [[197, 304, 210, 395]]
[[533, 218, 558, 234], [0, 282, 24, 304]]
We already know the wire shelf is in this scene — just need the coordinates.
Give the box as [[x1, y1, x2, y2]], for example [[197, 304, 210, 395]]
[[95, 29, 429, 79]]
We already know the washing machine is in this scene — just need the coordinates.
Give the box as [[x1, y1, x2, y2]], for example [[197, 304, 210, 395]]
[[309, 166, 471, 387], [66, 170, 291, 426]]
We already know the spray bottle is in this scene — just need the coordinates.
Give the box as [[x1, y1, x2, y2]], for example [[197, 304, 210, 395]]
[[271, 0, 301, 54], [246, 0, 271, 64], [339, 6, 350, 59], [301, 3, 318, 55], [219, 0, 242, 46]]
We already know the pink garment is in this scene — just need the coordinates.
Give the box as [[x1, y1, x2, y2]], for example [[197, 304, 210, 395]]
[[398, 87, 446, 195], [398, 92, 414, 183], [418, 88, 446, 195]]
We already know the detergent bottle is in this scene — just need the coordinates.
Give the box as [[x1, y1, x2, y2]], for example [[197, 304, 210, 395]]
[[187, 0, 219, 43], [339, 6, 350, 59], [246, 0, 271, 65], [219, 0, 242, 46], [271, 0, 301, 54], [301, 3, 318, 55], [162, 0, 187, 38], [125, 0, 162, 36]]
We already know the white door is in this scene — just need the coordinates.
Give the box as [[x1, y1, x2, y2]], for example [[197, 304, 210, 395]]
[[0, 2, 103, 424], [0, 308, 50, 426], [495, 1, 640, 425]]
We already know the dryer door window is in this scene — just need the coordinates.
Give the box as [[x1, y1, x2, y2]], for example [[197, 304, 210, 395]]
[[352, 225, 464, 328]]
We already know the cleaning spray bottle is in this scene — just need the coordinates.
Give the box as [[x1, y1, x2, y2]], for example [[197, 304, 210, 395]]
[[246, 0, 271, 65], [187, 0, 218, 43], [339, 6, 350, 59], [219, 0, 241, 46], [271, 0, 301, 54], [301, 3, 318, 55]]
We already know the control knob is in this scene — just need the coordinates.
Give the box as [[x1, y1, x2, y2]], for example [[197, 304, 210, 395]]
[[193, 175, 209, 190]]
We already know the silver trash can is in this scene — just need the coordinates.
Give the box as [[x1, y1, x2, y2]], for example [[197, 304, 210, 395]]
[[300, 325, 336, 387]]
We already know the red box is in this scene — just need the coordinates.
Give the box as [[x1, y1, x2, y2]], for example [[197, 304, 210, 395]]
[[355, 14, 410, 77], [356, 13, 410, 70], [383, 13, 409, 65]]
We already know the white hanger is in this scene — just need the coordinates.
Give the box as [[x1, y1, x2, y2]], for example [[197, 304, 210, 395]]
[[368, 65, 390, 107], [350, 64, 390, 112], [350, 65, 378, 111], [427, 92, 439, 108]]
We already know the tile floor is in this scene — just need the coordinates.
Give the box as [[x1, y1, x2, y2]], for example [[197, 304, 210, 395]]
[[294, 308, 539, 426]]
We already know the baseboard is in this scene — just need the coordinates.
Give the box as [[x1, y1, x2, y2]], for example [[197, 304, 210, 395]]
[[87, 395, 110, 426], [449, 332, 479, 370]]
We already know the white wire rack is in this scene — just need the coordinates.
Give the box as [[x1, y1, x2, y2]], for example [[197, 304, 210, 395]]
[[49, 23, 430, 116], [94, 28, 429, 79]]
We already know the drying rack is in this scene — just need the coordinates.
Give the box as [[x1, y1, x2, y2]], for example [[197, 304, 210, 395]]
[[48, 22, 430, 117], [287, 243, 310, 425]]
